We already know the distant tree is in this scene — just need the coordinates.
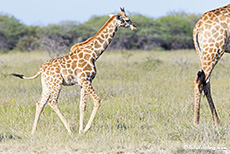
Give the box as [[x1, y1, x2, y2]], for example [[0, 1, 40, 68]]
[[59, 21, 80, 43], [16, 36, 39, 52], [154, 11, 200, 50], [0, 11, 202, 52], [0, 13, 26, 51], [129, 14, 163, 50], [39, 22, 77, 57], [16, 26, 41, 51], [26, 25, 42, 38], [72, 16, 108, 44], [40, 35, 69, 58], [84, 15, 108, 30], [0, 31, 8, 51]]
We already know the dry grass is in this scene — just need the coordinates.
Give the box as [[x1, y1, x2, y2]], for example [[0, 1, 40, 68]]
[[0, 50, 229, 153]]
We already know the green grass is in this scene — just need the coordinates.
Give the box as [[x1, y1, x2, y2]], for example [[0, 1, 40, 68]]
[[0, 50, 229, 153]]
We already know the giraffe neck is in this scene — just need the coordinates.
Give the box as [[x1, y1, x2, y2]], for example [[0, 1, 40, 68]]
[[93, 18, 118, 60], [70, 15, 119, 60]]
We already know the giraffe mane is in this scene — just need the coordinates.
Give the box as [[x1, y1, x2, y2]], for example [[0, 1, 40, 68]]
[[70, 14, 120, 52]]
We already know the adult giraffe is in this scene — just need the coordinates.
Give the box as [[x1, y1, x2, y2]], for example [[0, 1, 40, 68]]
[[12, 8, 136, 134], [193, 4, 230, 126]]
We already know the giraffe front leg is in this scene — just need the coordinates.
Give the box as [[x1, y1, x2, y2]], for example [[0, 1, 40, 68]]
[[79, 87, 88, 134], [80, 80, 101, 134]]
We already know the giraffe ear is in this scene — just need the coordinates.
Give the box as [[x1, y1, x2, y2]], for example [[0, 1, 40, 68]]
[[120, 7, 126, 16], [108, 14, 114, 18], [120, 7, 125, 12]]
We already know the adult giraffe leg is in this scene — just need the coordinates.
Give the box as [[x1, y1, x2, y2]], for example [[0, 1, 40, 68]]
[[48, 87, 72, 134], [80, 80, 101, 133], [79, 87, 88, 134], [203, 81, 220, 126], [193, 70, 206, 125]]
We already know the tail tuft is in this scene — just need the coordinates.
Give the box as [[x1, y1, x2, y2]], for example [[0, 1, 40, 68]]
[[11, 73, 24, 79], [197, 70, 206, 85]]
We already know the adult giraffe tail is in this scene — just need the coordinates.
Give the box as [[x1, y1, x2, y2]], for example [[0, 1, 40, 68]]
[[193, 30, 202, 53], [11, 68, 42, 80], [197, 70, 206, 87], [194, 30, 207, 87]]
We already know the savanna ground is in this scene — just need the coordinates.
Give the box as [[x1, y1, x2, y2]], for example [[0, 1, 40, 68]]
[[0, 50, 229, 153]]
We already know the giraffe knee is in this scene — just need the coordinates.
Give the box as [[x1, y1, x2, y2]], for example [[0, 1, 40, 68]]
[[80, 103, 86, 111], [94, 99, 101, 108], [36, 103, 42, 110]]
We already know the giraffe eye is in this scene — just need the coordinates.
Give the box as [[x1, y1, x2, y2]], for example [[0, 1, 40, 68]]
[[126, 20, 132, 24], [116, 15, 125, 23]]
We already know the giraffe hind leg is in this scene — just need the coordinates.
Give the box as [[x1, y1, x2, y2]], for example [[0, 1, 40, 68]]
[[193, 70, 206, 125], [48, 88, 73, 134], [31, 76, 51, 134], [31, 91, 50, 134], [194, 69, 220, 126], [203, 82, 220, 126]]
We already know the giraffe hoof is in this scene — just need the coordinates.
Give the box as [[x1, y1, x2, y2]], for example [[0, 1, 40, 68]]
[[68, 131, 73, 135], [193, 121, 199, 126], [79, 130, 84, 134]]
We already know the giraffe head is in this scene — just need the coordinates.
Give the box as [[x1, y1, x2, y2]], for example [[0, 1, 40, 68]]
[[109, 8, 136, 31]]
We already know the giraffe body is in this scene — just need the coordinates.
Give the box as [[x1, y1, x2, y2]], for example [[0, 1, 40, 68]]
[[193, 4, 230, 126], [12, 8, 136, 134]]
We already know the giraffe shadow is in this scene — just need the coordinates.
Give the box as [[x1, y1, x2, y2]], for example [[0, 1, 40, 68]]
[[0, 133, 22, 142]]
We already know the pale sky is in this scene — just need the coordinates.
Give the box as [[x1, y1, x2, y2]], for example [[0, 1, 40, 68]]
[[0, 0, 229, 25]]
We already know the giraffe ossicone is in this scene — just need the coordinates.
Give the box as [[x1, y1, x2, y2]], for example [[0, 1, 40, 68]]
[[12, 8, 136, 134], [193, 4, 230, 126]]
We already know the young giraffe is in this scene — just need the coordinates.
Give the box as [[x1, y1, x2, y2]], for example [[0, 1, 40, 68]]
[[193, 4, 230, 126], [12, 8, 136, 134]]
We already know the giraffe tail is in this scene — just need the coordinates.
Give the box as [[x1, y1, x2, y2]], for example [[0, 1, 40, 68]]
[[11, 68, 42, 80]]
